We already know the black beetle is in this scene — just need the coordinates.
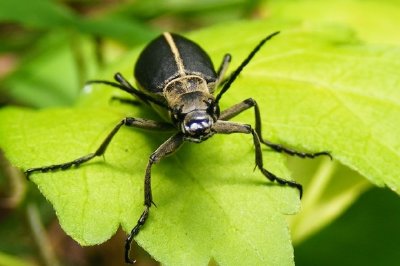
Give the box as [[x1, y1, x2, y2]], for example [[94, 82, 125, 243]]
[[25, 31, 331, 263]]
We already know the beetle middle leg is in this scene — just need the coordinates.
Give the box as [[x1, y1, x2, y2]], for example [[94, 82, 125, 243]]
[[25, 117, 175, 178], [125, 133, 184, 264], [213, 121, 303, 197], [219, 98, 332, 159]]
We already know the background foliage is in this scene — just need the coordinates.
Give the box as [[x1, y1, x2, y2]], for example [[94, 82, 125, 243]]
[[0, 0, 399, 265]]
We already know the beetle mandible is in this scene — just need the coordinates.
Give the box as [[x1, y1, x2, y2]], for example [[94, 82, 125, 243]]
[[25, 31, 331, 263]]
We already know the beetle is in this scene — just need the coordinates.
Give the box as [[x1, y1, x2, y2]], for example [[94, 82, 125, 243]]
[[25, 31, 331, 263]]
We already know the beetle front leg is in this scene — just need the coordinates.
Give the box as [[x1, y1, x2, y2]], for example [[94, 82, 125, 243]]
[[125, 133, 184, 264], [219, 98, 332, 159], [213, 121, 303, 198], [25, 117, 175, 178]]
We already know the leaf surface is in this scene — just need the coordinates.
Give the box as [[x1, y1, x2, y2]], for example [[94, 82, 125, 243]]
[[1, 20, 399, 265]]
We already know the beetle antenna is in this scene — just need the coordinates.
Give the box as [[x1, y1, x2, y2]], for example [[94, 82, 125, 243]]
[[215, 31, 280, 103]]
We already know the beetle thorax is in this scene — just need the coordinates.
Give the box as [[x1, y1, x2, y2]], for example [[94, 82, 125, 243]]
[[164, 76, 219, 142], [163, 75, 210, 103]]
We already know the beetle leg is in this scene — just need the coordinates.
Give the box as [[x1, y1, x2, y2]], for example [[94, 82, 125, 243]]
[[25, 118, 175, 179], [86, 72, 168, 108], [219, 98, 332, 159], [212, 121, 302, 197], [86, 78, 148, 104], [125, 133, 184, 264], [110, 96, 141, 106]]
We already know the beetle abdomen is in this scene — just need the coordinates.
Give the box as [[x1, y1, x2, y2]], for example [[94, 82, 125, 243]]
[[134, 32, 217, 94]]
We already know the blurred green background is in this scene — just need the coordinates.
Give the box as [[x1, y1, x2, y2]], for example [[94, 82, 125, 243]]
[[0, 0, 399, 265]]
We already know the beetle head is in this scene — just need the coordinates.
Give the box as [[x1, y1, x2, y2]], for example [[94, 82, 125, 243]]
[[170, 93, 219, 143], [165, 76, 220, 142]]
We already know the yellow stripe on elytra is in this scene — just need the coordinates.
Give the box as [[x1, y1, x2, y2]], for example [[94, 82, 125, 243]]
[[163, 32, 185, 76]]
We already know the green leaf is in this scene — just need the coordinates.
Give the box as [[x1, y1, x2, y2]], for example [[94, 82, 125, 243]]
[[264, 0, 400, 246], [192, 21, 400, 192], [1, 20, 399, 265], [0, 251, 33, 266], [0, 104, 298, 265], [2, 32, 92, 107], [288, 159, 371, 244], [268, 0, 400, 44]]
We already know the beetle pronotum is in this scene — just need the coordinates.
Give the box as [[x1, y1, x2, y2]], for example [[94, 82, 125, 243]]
[[25, 31, 331, 263]]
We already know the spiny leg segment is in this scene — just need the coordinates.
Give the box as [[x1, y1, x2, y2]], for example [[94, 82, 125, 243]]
[[219, 98, 332, 159], [25, 117, 176, 263], [24, 117, 183, 264], [25, 117, 174, 178], [216, 98, 331, 198], [211, 31, 330, 197], [212, 121, 303, 197], [124, 133, 184, 263]]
